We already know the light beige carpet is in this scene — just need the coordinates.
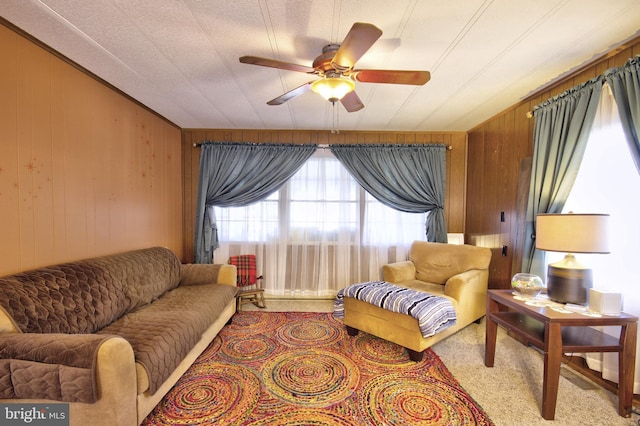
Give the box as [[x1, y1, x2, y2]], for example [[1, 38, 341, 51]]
[[434, 320, 637, 425]]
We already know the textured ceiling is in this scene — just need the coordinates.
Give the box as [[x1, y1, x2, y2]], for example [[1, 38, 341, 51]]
[[2, 0, 640, 131]]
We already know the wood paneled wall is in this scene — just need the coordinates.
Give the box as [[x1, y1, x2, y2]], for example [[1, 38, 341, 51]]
[[467, 36, 640, 289], [181, 129, 467, 262], [0, 23, 183, 276]]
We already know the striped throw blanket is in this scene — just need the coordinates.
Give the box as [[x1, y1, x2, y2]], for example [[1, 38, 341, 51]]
[[334, 281, 456, 338]]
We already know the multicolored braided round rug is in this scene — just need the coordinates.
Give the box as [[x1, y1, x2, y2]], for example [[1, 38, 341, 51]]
[[142, 311, 493, 425]]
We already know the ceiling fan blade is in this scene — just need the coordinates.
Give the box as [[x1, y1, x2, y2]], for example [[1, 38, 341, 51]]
[[266, 82, 314, 105], [240, 56, 316, 74], [331, 22, 383, 71], [352, 69, 431, 85], [340, 91, 364, 112]]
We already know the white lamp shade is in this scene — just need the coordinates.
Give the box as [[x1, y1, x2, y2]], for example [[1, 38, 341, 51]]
[[535, 213, 610, 254]]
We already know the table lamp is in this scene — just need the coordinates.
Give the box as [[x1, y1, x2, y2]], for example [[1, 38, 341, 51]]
[[535, 213, 610, 305]]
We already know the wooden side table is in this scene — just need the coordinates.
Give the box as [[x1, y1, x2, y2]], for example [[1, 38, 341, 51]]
[[485, 289, 638, 420]]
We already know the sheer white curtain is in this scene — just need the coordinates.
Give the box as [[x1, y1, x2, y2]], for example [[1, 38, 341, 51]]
[[212, 149, 426, 297], [552, 83, 640, 393]]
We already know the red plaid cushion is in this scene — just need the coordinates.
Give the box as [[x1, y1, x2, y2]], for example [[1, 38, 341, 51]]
[[229, 255, 257, 287]]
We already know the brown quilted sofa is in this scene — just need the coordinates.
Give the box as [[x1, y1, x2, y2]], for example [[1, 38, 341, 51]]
[[0, 247, 238, 426]]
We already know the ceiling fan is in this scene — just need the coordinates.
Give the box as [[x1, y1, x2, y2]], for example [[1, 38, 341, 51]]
[[239, 22, 431, 112]]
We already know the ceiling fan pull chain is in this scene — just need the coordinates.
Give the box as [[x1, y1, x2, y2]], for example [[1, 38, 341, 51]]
[[331, 101, 340, 134], [334, 102, 337, 134]]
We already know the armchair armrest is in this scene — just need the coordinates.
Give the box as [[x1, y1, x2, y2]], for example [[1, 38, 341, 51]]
[[180, 264, 237, 287], [383, 261, 416, 283], [443, 269, 489, 322]]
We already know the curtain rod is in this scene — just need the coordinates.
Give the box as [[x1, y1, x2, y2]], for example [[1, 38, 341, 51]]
[[316, 144, 452, 150], [193, 142, 453, 150], [526, 75, 608, 119]]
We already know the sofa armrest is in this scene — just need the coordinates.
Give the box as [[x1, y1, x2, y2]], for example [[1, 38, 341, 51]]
[[382, 261, 416, 283], [180, 264, 237, 287], [217, 264, 237, 286], [0, 334, 137, 425], [443, 269, 489, 322], [0, 306, 19, 333], [0, 333, 131, 403]]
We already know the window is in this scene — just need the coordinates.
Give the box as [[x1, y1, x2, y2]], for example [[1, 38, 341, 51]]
[[212, 150, 427, 296], [556, 88, 640, 294], [214, 192, 279, 242], [553, 85, 640, 390], [287, 149, 359, 242]]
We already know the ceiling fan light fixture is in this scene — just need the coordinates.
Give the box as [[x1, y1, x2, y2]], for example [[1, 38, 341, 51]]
[[311, 77, 355, 103]]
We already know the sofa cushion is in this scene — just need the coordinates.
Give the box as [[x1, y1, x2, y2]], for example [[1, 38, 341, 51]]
[[0, 247, 181, 334], [116, 247, 182, 310], [180, 264, 223, 286], [98, 283, 238, 395]]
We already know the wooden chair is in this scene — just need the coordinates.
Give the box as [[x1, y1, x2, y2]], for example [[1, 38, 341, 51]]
[[229, 254, 266, 312]]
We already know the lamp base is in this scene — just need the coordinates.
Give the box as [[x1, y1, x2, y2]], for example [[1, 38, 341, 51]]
[[546, 265, 593, 305]]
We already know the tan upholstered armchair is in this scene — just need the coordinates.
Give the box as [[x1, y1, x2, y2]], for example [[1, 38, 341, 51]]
[[342, 241, 492, 360]]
